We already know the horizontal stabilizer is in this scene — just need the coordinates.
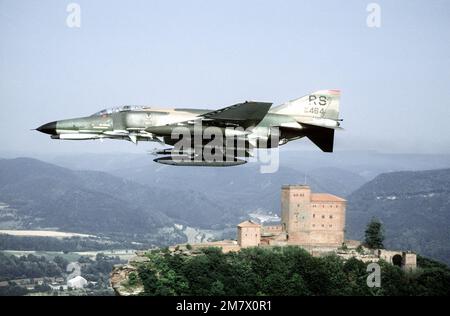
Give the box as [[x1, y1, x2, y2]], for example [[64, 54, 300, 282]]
[[302, 123, 334, 152], [277, 123, 335, 152]]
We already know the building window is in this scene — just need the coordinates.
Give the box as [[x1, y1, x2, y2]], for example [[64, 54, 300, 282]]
[[329, 215, 333, 219], [321, 224, 324, 227], [313, 214, 315, 218], [300, 193, 304, 197], [312, 224, 315, 227], [322, 215, 325, 219], [329, 224, 332, 227]]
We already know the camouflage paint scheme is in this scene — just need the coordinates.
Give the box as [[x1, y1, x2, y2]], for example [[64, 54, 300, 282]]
[[37, 90, 342, 166]]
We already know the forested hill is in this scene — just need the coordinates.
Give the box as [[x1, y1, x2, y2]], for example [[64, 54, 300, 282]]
[[118, 247, 450, 296], [346, 168, 450, 265]]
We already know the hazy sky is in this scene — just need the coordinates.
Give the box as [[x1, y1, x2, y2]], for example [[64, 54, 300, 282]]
[[1, 0, 449, 155]]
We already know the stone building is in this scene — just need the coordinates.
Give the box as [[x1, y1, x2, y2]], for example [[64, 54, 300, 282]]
[[247, 185, 346, 249], [237, 220, 261, 248], [280, 185, 346, 248]]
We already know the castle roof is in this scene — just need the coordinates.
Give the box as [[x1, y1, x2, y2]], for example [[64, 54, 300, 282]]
[[311, 193, 346, 202], [237, 220, 261, 228], [282, 184, 310, 189]]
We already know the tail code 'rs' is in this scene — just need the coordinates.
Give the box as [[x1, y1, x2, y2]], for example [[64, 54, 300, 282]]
[[271, 89, 341, 120]]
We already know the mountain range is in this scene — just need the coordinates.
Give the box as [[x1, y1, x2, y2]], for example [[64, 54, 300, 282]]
[[346, 168, 450, 264], [0, 158, 170, 234], [0, 155, 449, 264]]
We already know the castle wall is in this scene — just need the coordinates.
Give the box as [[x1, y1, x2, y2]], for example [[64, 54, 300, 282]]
[[403, 252, 417, 271], [378, 249, 417, 270], [307, 201, 345, 247], [238, 225, 261, 248], [262, 225, 283, 235], [280, 185, 346, 248]]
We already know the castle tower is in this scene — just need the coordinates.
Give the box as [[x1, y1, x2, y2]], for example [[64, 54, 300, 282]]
[[281, 185, 312, 244], [237, 220, 261, 248], [281, 185, 346, 248]]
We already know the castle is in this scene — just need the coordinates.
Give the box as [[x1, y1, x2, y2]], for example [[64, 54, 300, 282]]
[[238, 185, 346, 249], [175, 185, 416, 271]]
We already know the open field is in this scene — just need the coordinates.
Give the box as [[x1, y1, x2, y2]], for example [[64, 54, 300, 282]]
[[2, 249, 136, 261], [0, 230, 96, 238], [2, 250, 81, 262]]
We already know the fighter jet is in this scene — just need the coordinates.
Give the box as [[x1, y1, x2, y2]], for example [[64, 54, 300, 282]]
[[36, 89, 342, 166]]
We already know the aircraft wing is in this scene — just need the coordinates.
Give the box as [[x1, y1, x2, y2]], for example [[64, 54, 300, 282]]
[[200, 101, 272, 128]]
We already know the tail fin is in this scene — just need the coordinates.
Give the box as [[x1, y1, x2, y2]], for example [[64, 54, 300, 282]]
[[271, 89, 341, 120]]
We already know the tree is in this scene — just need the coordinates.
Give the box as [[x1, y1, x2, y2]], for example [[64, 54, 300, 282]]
[[128, 272, 138, 286], [356, 245, 364, 254], [34, 283, 51, 293], [53, 256, 69, 270], [134, 246, 450, 296], [364, 218, 384, 249], [210, 280, 225, 296]]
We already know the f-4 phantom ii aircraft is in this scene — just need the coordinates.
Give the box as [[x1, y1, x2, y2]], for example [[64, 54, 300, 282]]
[[36, 89, 343, 166]]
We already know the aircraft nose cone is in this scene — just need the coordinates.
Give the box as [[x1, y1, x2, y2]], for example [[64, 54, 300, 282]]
[[36, 121, 57, 135]]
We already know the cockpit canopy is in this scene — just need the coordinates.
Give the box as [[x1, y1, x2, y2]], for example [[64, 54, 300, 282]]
[[91, 105, 150, 116]]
